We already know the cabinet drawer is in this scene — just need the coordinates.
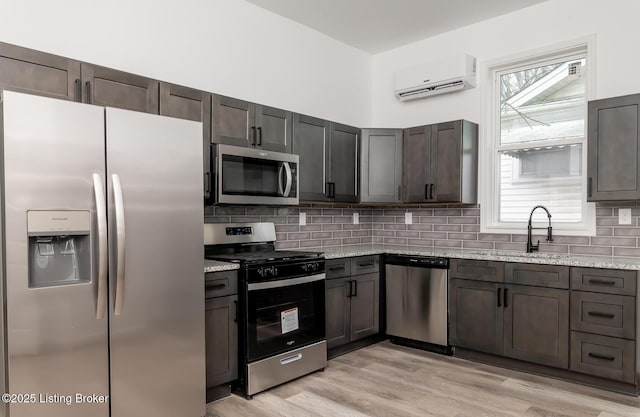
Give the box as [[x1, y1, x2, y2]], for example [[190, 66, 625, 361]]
[[571, 267, 637, 296], [205, 271, 238, 298], [351, 255, 379, 275], [570, 332, 636, 384], [505, 263, 569, 289], [326, 258, 351, 279], [570, 291, 635, 339], [449, 259, 504, 283]]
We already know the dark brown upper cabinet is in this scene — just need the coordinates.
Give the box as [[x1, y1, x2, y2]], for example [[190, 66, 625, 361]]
[[211, 94, 292, 153], [293, 114, 360, 203], [360, 129, 403, 204], [159, 83, 212, 201], [403, 119, 478, 204], [0, 41, 80, 101], [81, 64, 159, 114], [587, 94, 640, 201]]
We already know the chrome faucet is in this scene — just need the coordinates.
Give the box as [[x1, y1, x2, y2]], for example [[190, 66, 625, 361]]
[[526, 205, 553, 253]]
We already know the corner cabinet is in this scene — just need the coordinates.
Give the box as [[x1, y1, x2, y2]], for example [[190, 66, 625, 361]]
[[211, 94, 292, 153], [403, 120, 477, 203], [360, 129, 403, 203], [587, 94, 640, 201], [293, 114, 359, 203]]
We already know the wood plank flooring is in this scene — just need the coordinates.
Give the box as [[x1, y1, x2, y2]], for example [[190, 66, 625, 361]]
[[207, 341, 640, 417]]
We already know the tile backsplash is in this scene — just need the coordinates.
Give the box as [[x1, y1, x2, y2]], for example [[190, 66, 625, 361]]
[[205, 202, 640, 258]]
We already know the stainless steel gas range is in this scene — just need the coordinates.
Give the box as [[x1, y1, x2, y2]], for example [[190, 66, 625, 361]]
[[204, 223, 326, 398]]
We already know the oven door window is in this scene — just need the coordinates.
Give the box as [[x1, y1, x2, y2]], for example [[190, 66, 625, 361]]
[[221, 155, 297, 198], [247, 280, 324, 362]]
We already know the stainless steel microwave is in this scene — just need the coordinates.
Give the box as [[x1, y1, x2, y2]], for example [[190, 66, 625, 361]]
[[212, 144, 299, 205]]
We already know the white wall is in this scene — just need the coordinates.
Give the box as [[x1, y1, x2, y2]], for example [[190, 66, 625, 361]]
[[0, 0, 372, 126], [371, 0, 640, 128]]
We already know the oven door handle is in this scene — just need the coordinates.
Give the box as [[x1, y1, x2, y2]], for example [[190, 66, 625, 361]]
[[247, 273, 325, 291]]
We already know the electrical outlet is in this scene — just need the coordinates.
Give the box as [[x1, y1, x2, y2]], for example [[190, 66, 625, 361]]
[[619, 208, 632, 225], [353, 212, 359, 224], [405, 212, 413, 225], [299, 212, 306, 226]]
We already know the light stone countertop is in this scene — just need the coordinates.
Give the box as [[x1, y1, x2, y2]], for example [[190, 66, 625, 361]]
[[204, 259, 240, 273], [296, 245, 640, 271]]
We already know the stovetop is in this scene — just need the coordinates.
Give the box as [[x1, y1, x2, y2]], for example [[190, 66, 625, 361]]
[[206, 250, 323, 265]]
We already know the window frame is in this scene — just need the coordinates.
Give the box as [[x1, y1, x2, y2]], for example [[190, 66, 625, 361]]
[[480, 36, 597, 236]]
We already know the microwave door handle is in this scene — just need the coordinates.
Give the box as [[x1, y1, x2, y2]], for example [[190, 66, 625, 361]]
[[283, 162, 292, 197], [278, 163, 285, 196]]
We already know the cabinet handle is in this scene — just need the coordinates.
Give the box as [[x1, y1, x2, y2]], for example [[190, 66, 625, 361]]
[[347, 280, 353, 298], [503, 288, 508, 308], [328, 182, 335, 199], [328, 266, 345, 271], [251, 126, 257, 146], [588, 177, 593, 198], [588, 352, 615, 361], [352, 280, 358, 297], [85, 81, 92, 104], [588, 279, 616, 286], [205, 171, 210, 195], [234, 300, 238, 323], [430, 184, 434, 200], [424, 184, 429, 200], [357, 262, 374, 268], [497, 287, 502, 307], [74, 79, 82, 102], [257, 126, 263, 146], [207, 283, 227, 290], [587, 311, 615, 319]]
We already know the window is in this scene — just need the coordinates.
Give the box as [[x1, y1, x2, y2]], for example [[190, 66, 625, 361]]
[[481, 38, 596, 235]]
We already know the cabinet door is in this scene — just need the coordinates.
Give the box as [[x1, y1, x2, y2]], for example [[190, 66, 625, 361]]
[[211, 94, 254, 147], [403, 125, 431, 202], [159, 83, 212, 201], [330, 122, 360, 203], [293, 114, 330, 201], [350, 273, 380, 341], [81, 64, 159, 113], [205, 295, 238, 389], [255, 105, 292, 153], [449, 279, 503, 355], [587, 94, 640, 201], [0, 41, 81, 101], [326, 277, 351, 349], [431, 121, 462, 202], [503, 285, 569, 368], [360, 129, 403, 203]]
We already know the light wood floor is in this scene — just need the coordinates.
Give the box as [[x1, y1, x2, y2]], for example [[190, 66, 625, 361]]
[[207, 341, 640, 417]]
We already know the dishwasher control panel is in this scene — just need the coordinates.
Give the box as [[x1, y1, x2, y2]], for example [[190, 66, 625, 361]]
[[385, 255, 449, 268]]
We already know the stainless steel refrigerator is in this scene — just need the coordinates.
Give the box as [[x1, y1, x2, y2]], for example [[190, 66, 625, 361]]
[[0, 91, 205, 417]]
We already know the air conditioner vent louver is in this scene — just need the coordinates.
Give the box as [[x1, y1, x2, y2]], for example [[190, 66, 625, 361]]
[[394, 54, 476, 101]]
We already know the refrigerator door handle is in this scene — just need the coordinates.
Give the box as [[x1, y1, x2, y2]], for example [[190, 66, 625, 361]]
[[113, 174, 127, 316], [93, 173, 108, 320]]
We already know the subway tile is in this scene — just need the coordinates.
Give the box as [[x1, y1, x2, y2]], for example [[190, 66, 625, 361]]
[[538, 244, 569, 254], [447, 232, 478, 240], [259, 215, 288, 224], [287, 232, 310, 240], [384, 223, 407, 230], [246, 206, 274, 215], [275, 207, 299, 216], [596, 207, 613, 216], [569, 245, 613, 256], [343, 224, 362, 230], [419, 216, 447, 224], [462, 208, 481, 216], [383, 209, 406, 216], [407, 224, 433, 231], [495, 242, 527, 251], [407, 238, 434, 247], [613, 247, 640, 257], [597, 217, 635, 227], [204, 216, 230, 223], [596, 227, 613, 236], [549, 236, 590, 245], [311, 232, 333, 239], [342, 238, 362, 245], [434, 224, 462, 232], [275, 224, 299, 233], [322, 224, 343, 231], [463, 241, 495, 250], [230, 216, 260, 223], [478, 233, 511, 242], [332, 216, 352, 223], [275, 241, 300, 249], [412, 209, 434, 216], [309, 216, 332, 224], [321, 208, 343, 215], [434, 239, 462, 248], [352, 230, 371, 237], [419, 231, 447, 239], [299, 240, 322, 248], [300, 224, 322, 232], [361, 237, 373, 244], [372, 230, 395, 237], [448, 216, 478, 224], [396, 231, 420, 238], [590, 236, 637, 247], [372, 216, 395, 223], [322, 239, 343, 247], [372, 237, 384, 244], [394, 216, 407, 224], [613, 227, 640, 237], [462, 224, 481, 233], [214, 206, 246, 215], [299, 208, 322, 215], [332, 231, 352, 238], [434, 208, 462, 216], [360, 216, 373, 223], [384, 237, 408, 245], [275, 233, 287, 241]]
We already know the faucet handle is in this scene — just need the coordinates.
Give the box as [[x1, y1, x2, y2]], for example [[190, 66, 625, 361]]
[[547, 226, 553, 242]]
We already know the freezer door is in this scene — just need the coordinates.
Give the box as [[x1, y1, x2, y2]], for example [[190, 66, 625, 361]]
[[1, 91, 109, 417], [106, 108, 205, 417]]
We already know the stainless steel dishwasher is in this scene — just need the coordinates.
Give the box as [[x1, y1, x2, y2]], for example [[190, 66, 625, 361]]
[[385, 254, 451, 354]]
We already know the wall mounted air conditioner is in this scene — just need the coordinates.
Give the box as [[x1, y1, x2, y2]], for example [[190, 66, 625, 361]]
[[394, 54, 477, 101]]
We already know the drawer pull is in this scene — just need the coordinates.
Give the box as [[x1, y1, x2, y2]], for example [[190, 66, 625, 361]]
[[329, 266, 345, 271], [357, 262, 375, 267], [207, 283, 227, 290], [588, 352, 616, 362], [280, 353, 302, 365], [587, 311, 615, 319], [588, 279, 616, 286]]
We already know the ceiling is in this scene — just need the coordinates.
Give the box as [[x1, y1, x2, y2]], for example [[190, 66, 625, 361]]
[[245, 0, 547, 54]]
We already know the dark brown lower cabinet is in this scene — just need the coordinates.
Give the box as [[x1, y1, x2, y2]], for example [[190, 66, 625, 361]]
[[503, 285, 569, 368], [205, 294, 238, 402]]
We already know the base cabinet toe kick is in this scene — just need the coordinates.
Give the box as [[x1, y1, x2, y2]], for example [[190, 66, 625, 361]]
[[449, 259, 639, 395]]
